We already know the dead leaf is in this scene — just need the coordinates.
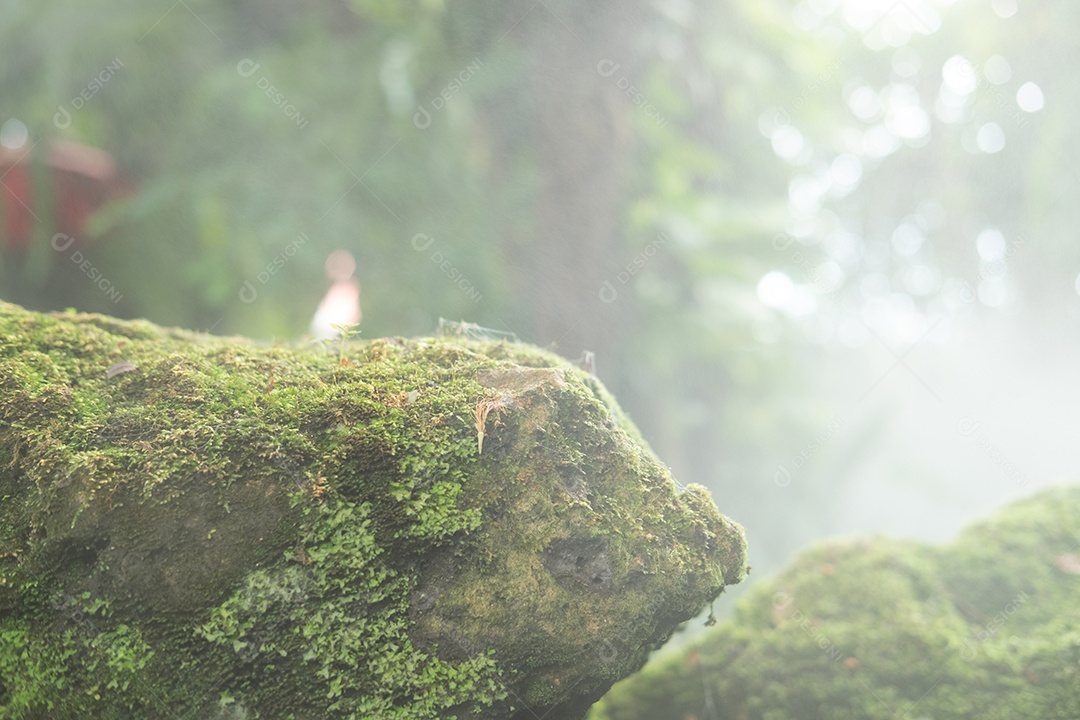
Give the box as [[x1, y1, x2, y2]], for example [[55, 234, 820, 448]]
[[476, 365, 565, 393], [475, 394, 511, 454], [105, 362, 137, 379]]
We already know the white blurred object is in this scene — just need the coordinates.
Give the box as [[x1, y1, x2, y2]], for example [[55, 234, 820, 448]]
[[310, 250, 362, 339]]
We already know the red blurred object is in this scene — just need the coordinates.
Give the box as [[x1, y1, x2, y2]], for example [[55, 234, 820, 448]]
[[0, 139, 133, 252]]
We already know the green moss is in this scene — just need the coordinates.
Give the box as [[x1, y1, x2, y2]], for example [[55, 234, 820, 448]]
[[0, 591, 155, 718], [192, 495, 506, 718], [0, 302, 746, 719], [590, 485, 1080, 720]]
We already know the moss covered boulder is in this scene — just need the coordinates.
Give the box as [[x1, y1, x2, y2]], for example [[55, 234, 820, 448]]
[[590, 485, 1080, 720], [0, 302, 747, 720]]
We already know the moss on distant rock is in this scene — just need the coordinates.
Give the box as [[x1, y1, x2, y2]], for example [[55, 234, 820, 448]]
[[0, 302, 747, 720], [590, 485, 1080, 720]]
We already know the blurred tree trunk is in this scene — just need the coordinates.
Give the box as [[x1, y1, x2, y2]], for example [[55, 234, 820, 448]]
[[498, 1, 642, 361]]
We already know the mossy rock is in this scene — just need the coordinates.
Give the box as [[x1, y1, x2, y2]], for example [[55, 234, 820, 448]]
[[590, 485, 1080, 720], [0, 302, 746, 720]]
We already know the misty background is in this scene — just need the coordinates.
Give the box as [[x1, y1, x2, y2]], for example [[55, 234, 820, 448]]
[[2, 0, 1078, 647]]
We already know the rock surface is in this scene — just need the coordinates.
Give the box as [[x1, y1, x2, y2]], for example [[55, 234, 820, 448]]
[[0, 302, 746, 720], [590, 485, 1080, 720]]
